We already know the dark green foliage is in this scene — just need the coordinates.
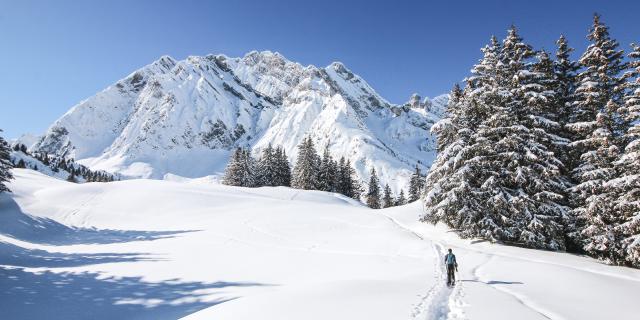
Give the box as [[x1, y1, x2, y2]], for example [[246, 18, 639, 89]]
[[366, 167, 381, 209], [0, 130, 14, 193]]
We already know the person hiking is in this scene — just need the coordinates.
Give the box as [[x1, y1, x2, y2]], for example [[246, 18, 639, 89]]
[[444, 248, 458, 286]]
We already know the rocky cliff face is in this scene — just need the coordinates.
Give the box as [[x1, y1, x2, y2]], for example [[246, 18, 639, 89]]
[[32, 51, 447, 192]]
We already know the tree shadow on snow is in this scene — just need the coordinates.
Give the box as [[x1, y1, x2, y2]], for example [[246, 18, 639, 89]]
[[0, 194, 197, 245], [0, 267, 270, 320], [0, 241, 160, 268], [459, 279, 524, 285]]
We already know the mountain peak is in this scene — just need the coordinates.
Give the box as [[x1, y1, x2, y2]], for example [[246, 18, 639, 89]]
[[151, 55, 177, 70], [32, 51, 444, 192]]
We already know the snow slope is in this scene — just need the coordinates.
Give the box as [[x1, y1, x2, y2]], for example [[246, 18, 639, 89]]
[[2, 170, 638, 320], [31, 51, 447, 192]]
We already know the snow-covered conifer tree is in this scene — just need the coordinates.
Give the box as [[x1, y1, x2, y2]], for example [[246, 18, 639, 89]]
[[223, 147, 256, 187], [66, 172, 78, 183], [423, 37, 500, 227], [317, 145, 337, 192], [241, 148, 257, 187], [222, 148, 243, 186], [408, 165, 425, 202], [605, 43, 640, 267], [292, 137, 320, 190], [554, 35, 579, 134], [567, 14, 629, 259], [257, 144, 277, 186], [0, 130, 13, 193], [396, 189, 407, 206], [274, 146, 292, 187], [382, 184, 394, 208], [366, 167, 381, 209], [424, 27, 570, 250], [345, 159, 362, 200]]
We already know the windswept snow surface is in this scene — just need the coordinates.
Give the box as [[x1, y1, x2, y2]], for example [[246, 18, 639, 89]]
[[2, 170, 639, 320]]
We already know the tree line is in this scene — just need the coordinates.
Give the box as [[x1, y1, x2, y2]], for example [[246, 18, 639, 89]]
[[223, 137, 427, 208], [222, 138, 363, 200], [0, 139, 117, 189], [364, 165, 425, 209], [423, 14, 639, 268]]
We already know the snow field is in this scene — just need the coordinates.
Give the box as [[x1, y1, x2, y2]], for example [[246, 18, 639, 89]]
[[2, 169, 640, 319]]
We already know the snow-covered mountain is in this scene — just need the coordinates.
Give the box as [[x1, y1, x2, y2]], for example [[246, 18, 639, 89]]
[[31, 51, 447, 191]]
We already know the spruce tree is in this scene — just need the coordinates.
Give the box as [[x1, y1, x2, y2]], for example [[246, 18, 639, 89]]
[[16, 159, 26, 169], [567, 14, 629, 260], [342, 159, 362, 200], [606, 43, 640, 267], [223, 148, 244, 186], [273, 147, 292, 187], [241, 148, 257, 187], [222, 147, 256, 187], [292, 137, 320, 190], [396, 189, 407, 206], [408, 165, 425, 202], [554, 35, 580, 132], [382, 184, 394, 208], [366, 167, 381, 209], [66, 172, 78, 183], [424, 27, 570, 250], [336, 157, 347, 195], [257, 144, 277, 187], [336, 157, 360, 198], [423, 38, 500, 228], [317, 145, 337, 192], [0, 130, 13, 193]]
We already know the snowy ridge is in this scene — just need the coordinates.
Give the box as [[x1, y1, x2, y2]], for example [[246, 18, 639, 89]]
[[8, 149, 116, 183], [31, 51, 447, 192]]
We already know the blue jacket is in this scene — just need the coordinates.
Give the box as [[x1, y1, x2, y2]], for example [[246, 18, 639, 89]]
[[445, 253, 457, 266]]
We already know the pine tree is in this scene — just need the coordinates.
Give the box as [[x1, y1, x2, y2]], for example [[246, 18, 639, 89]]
[[566, 14, 629, 260], [273, 146, 292, 187], [257, 144, 277, 186], [336, 157, 347, 195], [337, 158, 361, 200], [0, 130, 14, 193], [366, 167, 381, 209], [424, 27, 570, 250], [423, 38, 500, 228], [382, 184, 394, 208], [396, 189, 407, 206], [292, 137, 320, 190], [15, 159, 26, 169], [241, 148, 257, 187], [605, 43, 640, 267], [223, 148, 244, 186], [554, 35, 580, 130], [317, 145, 337, 192], [408, 165, 425, 202], [222, 147, 256, 187], [66, 172, 78, 183]]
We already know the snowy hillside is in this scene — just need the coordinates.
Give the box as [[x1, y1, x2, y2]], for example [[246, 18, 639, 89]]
[[2, 170, 639, 320], [30, 51, 447, 192], [8, 146, 117, 183]]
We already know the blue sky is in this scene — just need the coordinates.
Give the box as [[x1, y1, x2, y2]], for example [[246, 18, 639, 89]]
[[1, 0, 639, 139]]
